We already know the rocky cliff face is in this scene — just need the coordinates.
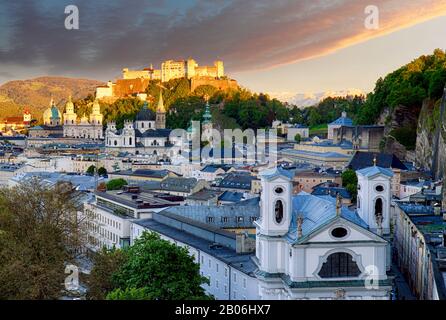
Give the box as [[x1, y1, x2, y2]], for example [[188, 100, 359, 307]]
[[415, 98, 446, 178], [377, 104, 420, 161]]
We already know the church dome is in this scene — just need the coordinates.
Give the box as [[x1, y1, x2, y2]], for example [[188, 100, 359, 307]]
[[136, 102, 155, 121], [43, 99, 61, 124], [51, 105, 61, 119]]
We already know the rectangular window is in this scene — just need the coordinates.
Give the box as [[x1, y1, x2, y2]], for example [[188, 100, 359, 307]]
[[233, 273, 237, 283], [216, 263, 219, 273], [243, 278, 246, 289], [224, 268, 228, 278], [208, 259, 211, 268]]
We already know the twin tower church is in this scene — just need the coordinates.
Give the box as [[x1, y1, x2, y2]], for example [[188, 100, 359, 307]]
[[255, 165, 392, 299]]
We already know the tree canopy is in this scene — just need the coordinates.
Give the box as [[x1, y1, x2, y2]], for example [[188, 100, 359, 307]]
[[0, 181, 86, 299], [106, 178, 128, 191], [88, 231, 212, 300]]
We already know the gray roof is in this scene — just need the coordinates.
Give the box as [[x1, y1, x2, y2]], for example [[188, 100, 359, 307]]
[[348, 151, 408, 171], [11, 172, 104, 191], [135, 103, 155, 121], [187, 189, 221, 201], [218, 172, 257, 190], [135, 129, 171, 138], [159, 204, 259, 229], [311, 186, 352, 199], [218, 191, 244, 203], [160, 177, 200, 192], [115, 169, 171, 179]]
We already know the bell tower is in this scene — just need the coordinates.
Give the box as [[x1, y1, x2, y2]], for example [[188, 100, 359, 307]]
[[257, 167, 293, 237], [356, 164, 393, 236]]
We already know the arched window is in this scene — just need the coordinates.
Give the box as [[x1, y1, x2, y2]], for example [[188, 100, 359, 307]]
[[318, 252, 361, 278], [141, 122, 144, 128], [129, 137, 132, 145], [274, 200, 284, 224], [114, 140, 117, 146], [357, 197, 361, 209], [375, 198, 383, 223]]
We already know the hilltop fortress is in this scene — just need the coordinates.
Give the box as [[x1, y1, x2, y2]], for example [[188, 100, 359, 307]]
[[96, 58, 238, 100]]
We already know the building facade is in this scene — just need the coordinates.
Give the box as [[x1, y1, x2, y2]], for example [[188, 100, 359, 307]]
[[105, 92, 180, 156], [254, 167, 391, 300], [63, 96, 104, 140]]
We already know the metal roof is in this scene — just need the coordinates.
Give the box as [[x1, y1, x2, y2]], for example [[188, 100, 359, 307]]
[[356, 166, 394, 178], [285, 193, 368, 243]]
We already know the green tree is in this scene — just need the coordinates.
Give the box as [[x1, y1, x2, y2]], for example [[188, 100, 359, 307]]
[[106, 179, 128, 191], [87, 247, 127, 300], [110, 232, 212, 300], [0, 181, 86, 299], [342, 169, 358, 201], [106, 287, 154, 300], [86, 165, 96, 176], [97, 167, 107, 177], [294, 133, 302, 144]]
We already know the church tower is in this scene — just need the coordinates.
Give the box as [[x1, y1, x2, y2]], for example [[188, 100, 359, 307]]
[[257, 167, 293, 236], [256, 167, 293, 275], [63, 96, 77, 125], [201, 100, 213, 145], [89, 98, 103, 126], [356, 164, 393, 236], [155, 90, 166, 129]]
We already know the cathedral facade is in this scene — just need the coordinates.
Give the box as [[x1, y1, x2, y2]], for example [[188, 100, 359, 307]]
[[254, 166, 392, 300], [63, 97, 104, 140], [105, 92, 180, 157]]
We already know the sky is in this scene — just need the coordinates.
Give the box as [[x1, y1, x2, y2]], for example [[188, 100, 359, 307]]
[[0, 0, 446, 96]]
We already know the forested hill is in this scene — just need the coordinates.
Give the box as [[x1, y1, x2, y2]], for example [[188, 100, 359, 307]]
[[356, 48, 446, 125], [0, 76, 103, 118]]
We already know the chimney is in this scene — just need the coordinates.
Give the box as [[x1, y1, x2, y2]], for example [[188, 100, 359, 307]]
[[236, 232, 255, 253]]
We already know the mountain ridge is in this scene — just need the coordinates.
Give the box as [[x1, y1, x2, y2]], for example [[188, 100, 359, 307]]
[[0, 76, 104, 119]]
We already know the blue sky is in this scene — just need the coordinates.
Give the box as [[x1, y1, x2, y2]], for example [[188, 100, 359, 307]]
[[0, 0, 445, 95]]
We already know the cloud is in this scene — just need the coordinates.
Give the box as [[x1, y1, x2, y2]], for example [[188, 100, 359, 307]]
[[0, 0, 445, 82]]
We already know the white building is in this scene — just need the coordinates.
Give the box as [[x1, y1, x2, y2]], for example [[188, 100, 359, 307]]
[[356, 166, 393, 236], [105, 92, 182, 157], [287, 125, 309, 141], [84, 186, 181, 251], [254, 166, 392, 300], [327, 112, 353, 140], [63, 96, 104, 140]]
